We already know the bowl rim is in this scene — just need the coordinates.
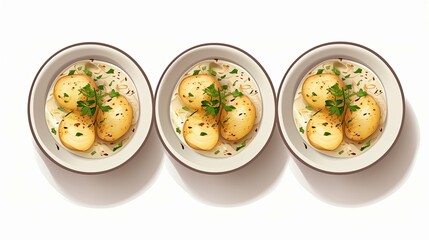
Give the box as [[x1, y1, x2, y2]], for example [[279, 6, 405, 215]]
[[27, 41, 154, 174], [155, 42, 276, 174], [276, 41, 405, 174]]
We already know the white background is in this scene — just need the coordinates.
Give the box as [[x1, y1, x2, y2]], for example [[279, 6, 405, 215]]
[[1, 0, 427, 239]]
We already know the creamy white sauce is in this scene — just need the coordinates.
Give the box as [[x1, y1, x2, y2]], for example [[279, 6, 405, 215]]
[[45, 60, 139, 158], [170, 60, 262, 157], [293, 59, 386, 157]]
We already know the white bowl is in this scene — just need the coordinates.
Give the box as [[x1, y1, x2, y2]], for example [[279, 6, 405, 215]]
[[277, 42, 405, 174], [28, 42, 153, 174], [155, 43, 276, 174]]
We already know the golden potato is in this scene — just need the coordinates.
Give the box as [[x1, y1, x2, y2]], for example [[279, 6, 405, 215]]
[[178, 74, 221, 110], [220, 95, 256, 141], [54, 74, 97, 110], [96, 95, 133, 142], [58, 111, 95, 151], [306, 109, 343, 151], [344, 95, 381, 141], [183, 110, 219, 151], [302, 73, 344, 110]]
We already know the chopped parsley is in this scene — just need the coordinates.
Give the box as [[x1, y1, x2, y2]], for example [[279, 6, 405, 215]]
[[83, 69, 93, 77], [354, 68, 362, 74], [91, 151, 97, 156], [332, 68, 341, 75], [339, 150, 344, 155], [299, 127, 304, 134], [312, 92, 317, 96], [193, 70, 200, 75], [360, 141, 371, 151], [316, 69, 324, 74], [324, 132, 331, 136], [76, 132, 83, 136], [236, 141, 246, 151], [201, 84, 243, 117], [51, 128, 57, 135], [182, 106, 190, 111], [113, 141, 123, 152], [207, 68, 217, 76], [176, 127, 181, 134], [63, 93, 69, 97], [106, 68, 115, 74], [229, 69, 238, 74], [200, 132, 207, 136], [77, 83, 121, 117], [305, 106, 313, 110], [325, 83, 368, 116], [68, 70, 76, 75], [188, 92, 194, 97], [96, 75, 103, 80], [214, 150, 220, 155]]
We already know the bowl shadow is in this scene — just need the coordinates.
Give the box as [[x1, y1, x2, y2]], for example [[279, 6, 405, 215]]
[[291, 100, 419, 207], [167, 125, 289, 207], [34, 127, 164, 208]]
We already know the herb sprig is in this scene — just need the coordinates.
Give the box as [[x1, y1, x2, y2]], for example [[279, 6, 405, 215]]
[[201, 84, 243, 117], [324, 83, 367, 116], [77, 83, 120, 117]]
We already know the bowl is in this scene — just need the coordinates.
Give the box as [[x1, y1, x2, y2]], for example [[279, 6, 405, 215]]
[[277, 41, 405, 174], [28, 42, 153, 174], [155, 43, 276, 174]]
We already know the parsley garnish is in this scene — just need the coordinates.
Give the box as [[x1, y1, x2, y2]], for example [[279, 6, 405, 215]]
[[200, 132, 207, 136], [188, 92, 194, 97], [316, 69, 324, 74], [236, 141, 246, 151], [193, 70, 200, 75], [176, 127, 181, 134], [76, 132, 83, 136], [229, 69, 238, 74], [214, 150, 220, 155], [64, 93, 69, 97], [360, 141, 371, 151], [106, 69, 115, 74], [325, 83, 368, 116], [324, 132, 331, 136], [96, 75, 103, 80], [68, 70, 76, 75], [91, 151, 97, 156], [207, 68, 217, 76], [332, 68, 341, 75], [201, 84, 243, 117], [77, 83, 120, 117], [299, 127, 304, 134], [51, 128, 57, 135], [339, 150, 344, 155], [83, 69, 93, 77], [113, 141, 123, 151], [182, 106, 190, 111], [305, 106, 313, 110], [354, 68, 362, 74]]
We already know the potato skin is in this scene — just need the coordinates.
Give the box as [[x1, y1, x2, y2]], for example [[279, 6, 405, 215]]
[[58, 111, 95, 151], [344, 95, 381, 141], [220, 95, 256, 141], [306, 109, 343, 151], [54, 74, 97, 110], [183, 110, 219, 151], [178, 74, 221, 110], [96, 95, 133, 142], [302, 73, 344, 110]]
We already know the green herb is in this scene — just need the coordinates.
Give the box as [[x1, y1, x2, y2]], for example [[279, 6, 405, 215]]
[[354, 68, 362, 74], [312, 92, 317, 96], [360, 141, 371, 151], [305, 106, 313, 110], [109, 89, 120, 98], [188, 92, 194, 97], [229, 69, 238, 74], [57, 106, 66, 112], [106, 68, 115, 74], [182, 106, 190, 111], [324, 132, 331, 136], [96, 75, 103, 80], [299, 127, 304, 134], [214, 150, 220, 155], [346, 84, 352, 90], [357, 89, 368, 97], [68, 70, 76, 75], [218, 75, 226, 80], [91, 151, 97, 156], [342, 74, 351, 81], [76, 132, 83, 136], [236, 141, 246, 151], [332, 68, 341, 75], [83, 69, 93, 77], [222, 85, 228, 90], [202, 66, 207, 71], [51, 128, 57, 135], [339, 150, 344, 155], [193, 70, 200, 75], [200, 132, 207, 136], [109, 80, 115, 87], [232, 80, 238, 87], [207, 68, 217, 76], [316, 69, 324, 74], [325, 83, 366, 116], [201, 84, 242, 117], [64, 100, 69, 103], [312, 99, 317, 102], [176, 127, 181, 134], [64, 93, 69, 97], [357, 80, 362, 86], [98, 85, 105, 90], [113, 141, 123, 152], [77, 83, 116, 117], [77, 66, 82, 71]]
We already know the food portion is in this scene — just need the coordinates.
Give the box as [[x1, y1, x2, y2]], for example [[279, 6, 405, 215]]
[[170, 60, 261, 157], [46, 60, 139, 158], [294, 59, 386, 157]]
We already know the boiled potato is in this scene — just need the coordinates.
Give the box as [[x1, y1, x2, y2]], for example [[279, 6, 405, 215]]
[[220, 95, 256, 141], [302, 73, 344, 110], [183, 110, 219, 151], [58, 111, 95, 151], [96, 95, 133, 142], [344, 95, 381, 141], [306, 109, 343, 151], [178, 74, 221, 110], [54, 74, 97, 110]]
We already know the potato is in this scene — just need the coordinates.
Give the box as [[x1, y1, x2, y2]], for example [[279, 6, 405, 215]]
[[54, 74, 97, 110], [58, 111, 95, 151], [344, 95, 381, 141], [302, 73, 344, 110], [183, 110, 219, 151], [306, 109, 343, 151], [178, 74, 221, 110], [220, 95, 256, 141], [96, 95, 133, 142]]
